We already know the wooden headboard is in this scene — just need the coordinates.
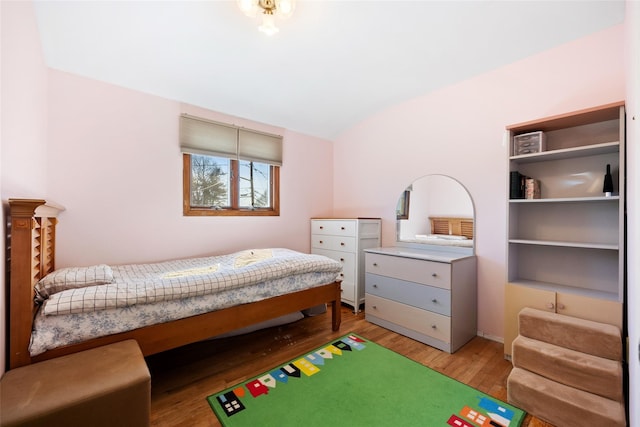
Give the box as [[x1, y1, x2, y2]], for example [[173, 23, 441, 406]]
[[7, 198, 64, 369], [429, 216, 474, 240]]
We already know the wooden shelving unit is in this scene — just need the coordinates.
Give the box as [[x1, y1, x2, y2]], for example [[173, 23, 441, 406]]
[[503, 101, 626, 357]]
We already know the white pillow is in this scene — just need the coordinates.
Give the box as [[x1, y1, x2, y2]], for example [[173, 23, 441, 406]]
[[35, 264, 114, 301]]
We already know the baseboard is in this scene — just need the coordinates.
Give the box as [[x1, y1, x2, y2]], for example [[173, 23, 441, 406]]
[[477, 331, 504, 344]]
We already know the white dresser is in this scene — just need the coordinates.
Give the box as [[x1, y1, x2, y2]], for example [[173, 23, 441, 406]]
[[311, 218, 381, 312], [364, 247, 477, 353]]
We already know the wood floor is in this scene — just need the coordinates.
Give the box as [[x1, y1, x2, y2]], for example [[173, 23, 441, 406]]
[[146, 305, 554, 427]]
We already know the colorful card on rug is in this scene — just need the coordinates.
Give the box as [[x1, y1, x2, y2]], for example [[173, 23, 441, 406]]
[[207, 334, 525, 426]]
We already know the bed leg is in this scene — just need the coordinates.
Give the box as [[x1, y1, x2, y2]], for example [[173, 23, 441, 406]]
[[331, 298, 341, 331]]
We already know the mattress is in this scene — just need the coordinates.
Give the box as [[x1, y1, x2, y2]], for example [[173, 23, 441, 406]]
[[30, 248, 341, 356]]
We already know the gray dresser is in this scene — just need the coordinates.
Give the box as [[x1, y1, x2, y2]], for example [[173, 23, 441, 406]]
[[364, 247, 477, 353]]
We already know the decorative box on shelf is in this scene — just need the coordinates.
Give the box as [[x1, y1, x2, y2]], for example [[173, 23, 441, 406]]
[[513, 131, 546, 155]]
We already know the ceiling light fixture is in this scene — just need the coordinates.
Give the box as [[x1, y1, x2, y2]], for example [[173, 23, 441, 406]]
[[237, 0, 296, 36]]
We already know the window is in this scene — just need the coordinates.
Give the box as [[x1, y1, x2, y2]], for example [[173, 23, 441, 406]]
[[180, 115, 281, 216], [183, 154, 279, 216]]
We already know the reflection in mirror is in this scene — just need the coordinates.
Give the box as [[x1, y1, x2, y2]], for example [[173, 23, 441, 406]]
[[396, 189, 410, 220], [396, 175, 474, 252]]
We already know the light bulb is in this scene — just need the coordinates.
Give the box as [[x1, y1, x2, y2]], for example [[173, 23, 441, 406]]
[[277, 0, 295, 18], [237, 0, 258, 17], [259, 14, 279, 36]]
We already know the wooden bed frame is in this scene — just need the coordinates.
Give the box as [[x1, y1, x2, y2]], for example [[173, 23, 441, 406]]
[[429, 216, 474, 240], [7, 199, 342, 369]]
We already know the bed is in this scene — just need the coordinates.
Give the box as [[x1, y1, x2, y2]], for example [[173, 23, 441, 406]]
[[7, 199, 343, 369], [403, 216, 474, 247]]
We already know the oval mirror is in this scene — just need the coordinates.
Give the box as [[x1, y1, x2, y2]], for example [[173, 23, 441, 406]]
[[396, 174, 475, 254]]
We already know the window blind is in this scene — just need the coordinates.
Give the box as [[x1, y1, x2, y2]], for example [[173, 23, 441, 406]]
[[179, 115, 237, 159], [180, 114, 283, 166], [238, 129, 283, 166]]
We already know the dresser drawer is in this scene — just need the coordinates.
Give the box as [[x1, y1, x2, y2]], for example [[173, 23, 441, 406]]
[[311, 220, 356, 236], [311, 235, 356, 252], [366, 294, 451, 343], [312, 248, 356, 284], [365, 273, 451, 316], [365, 253, 451, 289]]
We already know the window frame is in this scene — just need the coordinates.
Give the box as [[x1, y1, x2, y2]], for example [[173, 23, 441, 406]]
[[182, 153, 280, 217]]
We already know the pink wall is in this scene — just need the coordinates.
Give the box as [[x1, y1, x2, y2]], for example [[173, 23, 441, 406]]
[[332, 25, 625, 340], [0, 1, 51, 376], [1, 2, 49, 198], [46, 71, 334, 267]]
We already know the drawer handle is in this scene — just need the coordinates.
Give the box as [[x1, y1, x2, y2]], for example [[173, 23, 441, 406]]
[[431, 298, 438, 303], [546, 302, 555, 310], [372, 262, 378, 267], [431, 273, 438, 277], [341, 226, 345, 230], [431, 324, 437, 329], [372, 305, 377, 309], [373, 284, 378, 288], [340, 258, 344, 262], [557, 303, 565, 310], [319, 226, 324, 229], [319, 240, 323, 244], [340, 242, 345, 246]]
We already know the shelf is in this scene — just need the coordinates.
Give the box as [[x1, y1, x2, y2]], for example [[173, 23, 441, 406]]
[[506, 101, 625, 133], [509, 196, 619, 203], [510, 141, 619, 164], [508, 279, 621, 302], [508, 239, 618, 250]]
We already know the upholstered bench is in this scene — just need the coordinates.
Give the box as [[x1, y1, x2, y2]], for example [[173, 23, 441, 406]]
[[0, 340, 150, 427]]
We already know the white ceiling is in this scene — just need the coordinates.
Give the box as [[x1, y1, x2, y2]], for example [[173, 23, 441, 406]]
[[33, 1, 625, 140]]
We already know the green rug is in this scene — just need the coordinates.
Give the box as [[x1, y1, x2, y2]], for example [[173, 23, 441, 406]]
[[207, 334, 525, 427]]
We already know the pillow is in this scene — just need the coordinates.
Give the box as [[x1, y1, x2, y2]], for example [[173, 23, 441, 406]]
[[34, 264, 114, 301], [234, 249, 273, 268]]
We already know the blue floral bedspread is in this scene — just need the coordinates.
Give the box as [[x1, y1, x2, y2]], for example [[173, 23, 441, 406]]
[[29, 249, 341, 356]]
